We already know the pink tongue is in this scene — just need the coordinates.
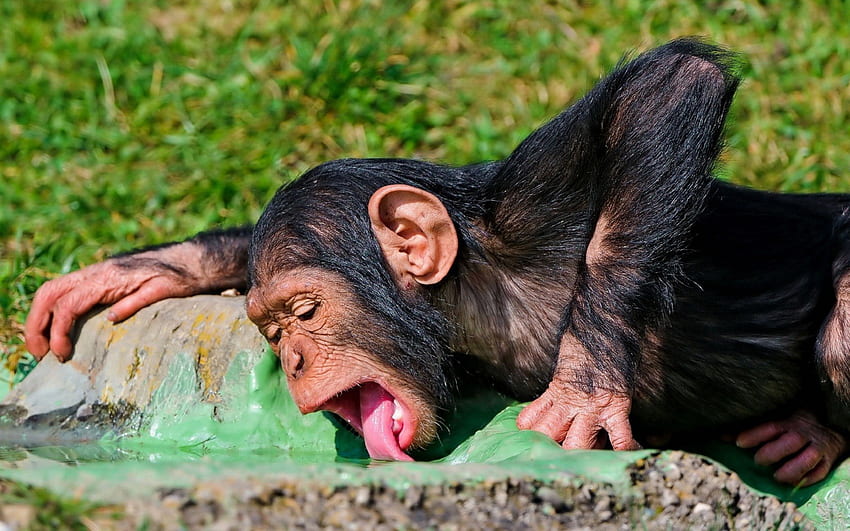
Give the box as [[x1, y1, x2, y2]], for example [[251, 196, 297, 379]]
[[359, 383, 413, 461]]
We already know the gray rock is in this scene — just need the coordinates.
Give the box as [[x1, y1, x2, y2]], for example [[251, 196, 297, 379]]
[[0, 295, 266, 445]]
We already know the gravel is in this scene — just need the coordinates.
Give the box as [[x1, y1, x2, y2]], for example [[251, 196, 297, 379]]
[[113, 451, 810, 530]]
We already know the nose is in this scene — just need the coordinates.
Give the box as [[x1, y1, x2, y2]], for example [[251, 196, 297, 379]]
[[282, 341, 306, 379]]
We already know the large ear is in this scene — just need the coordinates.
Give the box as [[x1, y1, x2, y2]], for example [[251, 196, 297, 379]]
[[368, 184, 458, 286]]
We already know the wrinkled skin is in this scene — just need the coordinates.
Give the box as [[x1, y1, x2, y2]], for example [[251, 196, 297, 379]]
[[516, 331, 639, 452], [517, 386, 636, 451], [245, 267, 437, 458], [25, 249, 200, 360]]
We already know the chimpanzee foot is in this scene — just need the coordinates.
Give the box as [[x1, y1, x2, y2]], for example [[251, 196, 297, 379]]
[[736, 409, 847, 486]]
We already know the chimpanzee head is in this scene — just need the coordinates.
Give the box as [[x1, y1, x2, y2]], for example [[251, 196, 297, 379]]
[[245, 158, 484, 460]]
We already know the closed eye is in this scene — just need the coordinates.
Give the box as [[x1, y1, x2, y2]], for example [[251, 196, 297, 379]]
[[295, 303, 318, 321]]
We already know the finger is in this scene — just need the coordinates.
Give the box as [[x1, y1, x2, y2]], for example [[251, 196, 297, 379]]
[[108, 278, 181, 321], [516, 394, 553, 431], [800, 459, 831, 487], [47, 294, 92, 361], [24, 283, 66, 358], [562, 414, 601, 449], [773, 445, 822, 485], [737, 421, 784, 448], [518, 398, 575, 444], [753, 431, 807, 466], [24, 311, 51, 360], [529, 412, 574, 444], [603, 411, 641, 451]]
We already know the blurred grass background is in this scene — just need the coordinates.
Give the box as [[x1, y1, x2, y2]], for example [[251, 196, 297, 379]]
[[1, 0, 849, 380]]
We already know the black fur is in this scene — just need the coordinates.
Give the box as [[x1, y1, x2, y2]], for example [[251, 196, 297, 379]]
[[114, 226, 253, 291], [245, 38, 850, 441]]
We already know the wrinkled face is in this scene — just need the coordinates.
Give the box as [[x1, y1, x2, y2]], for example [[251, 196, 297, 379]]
[[246, 266, 439, 461]]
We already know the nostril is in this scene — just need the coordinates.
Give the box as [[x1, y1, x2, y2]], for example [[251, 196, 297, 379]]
[[282, 335, 317, 380], [284, 345, 305, 379], [293, 351, 305, 377]]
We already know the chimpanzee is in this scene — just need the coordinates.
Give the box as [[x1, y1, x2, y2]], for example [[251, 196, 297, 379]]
[[24, 39, 848, 486]]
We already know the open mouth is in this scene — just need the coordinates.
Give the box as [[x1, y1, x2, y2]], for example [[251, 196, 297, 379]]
[[318, 381, 416, 461]]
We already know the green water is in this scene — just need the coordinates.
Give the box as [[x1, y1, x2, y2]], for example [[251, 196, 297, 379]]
[[0, 350, 848, 528]]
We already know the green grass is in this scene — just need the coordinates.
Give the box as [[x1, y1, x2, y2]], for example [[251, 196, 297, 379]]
[[2, 0, 850, 376]]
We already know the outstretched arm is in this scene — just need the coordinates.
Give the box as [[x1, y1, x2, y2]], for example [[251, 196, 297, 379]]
[[24, 226, 252, 361]]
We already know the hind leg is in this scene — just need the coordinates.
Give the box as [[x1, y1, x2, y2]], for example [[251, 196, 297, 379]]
[[739, 262, 850, 485], [731, 264, 850, 486]]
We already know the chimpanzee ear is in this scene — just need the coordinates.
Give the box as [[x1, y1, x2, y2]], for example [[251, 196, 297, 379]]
[[368, 185, 458, 286]]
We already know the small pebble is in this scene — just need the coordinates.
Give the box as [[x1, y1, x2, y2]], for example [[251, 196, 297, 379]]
[[693, 502, 712, 515], [660, 490, 680, 507]]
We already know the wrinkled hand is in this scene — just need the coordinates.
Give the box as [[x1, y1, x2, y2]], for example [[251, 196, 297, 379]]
[[737, 409, 847, 486], [516, 379, 640, 451], [24, 259, 198, 361]]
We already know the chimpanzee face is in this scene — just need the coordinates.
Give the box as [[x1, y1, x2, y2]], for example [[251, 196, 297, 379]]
[[246, 266, 441, 461]]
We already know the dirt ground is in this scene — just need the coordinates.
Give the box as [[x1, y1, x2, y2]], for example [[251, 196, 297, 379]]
[[80, 451, 807, 530]]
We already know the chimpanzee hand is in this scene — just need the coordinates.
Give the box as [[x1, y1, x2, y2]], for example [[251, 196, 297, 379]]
[[516, 377, 641, 451], [736, 409, 847, 486], [24, 255, 200, 361], [25, 228, 251, 362]]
